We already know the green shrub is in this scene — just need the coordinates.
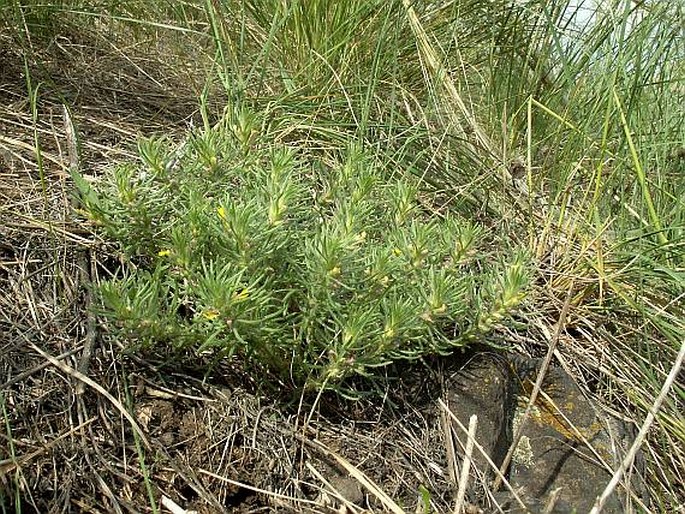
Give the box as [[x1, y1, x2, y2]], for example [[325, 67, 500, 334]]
[[74, 110, 528, 393]]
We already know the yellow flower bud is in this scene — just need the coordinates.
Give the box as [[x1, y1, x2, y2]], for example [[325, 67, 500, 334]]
[[434, 303, 447, 314], [233, 288, 249, 302], [203, 308, 220, 320]]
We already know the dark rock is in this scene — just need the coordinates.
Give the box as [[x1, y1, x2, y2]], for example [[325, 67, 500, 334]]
[[442, 353, 644, 514], [444, 353, 515, 473]]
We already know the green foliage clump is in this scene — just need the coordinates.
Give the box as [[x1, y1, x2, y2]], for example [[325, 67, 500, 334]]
[[74, 112, 527, 393]]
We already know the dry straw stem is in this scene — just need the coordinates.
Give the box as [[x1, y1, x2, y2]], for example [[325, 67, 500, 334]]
[[453, 414, 477, 514], [441, 403, 460, 489], [61, 103, 97, 396], [26, 340, 151, 450], [305, 461, 363, 513], [0, 417, 96, 474], [400, 0, 500, 173], [161, 495, 198, 514], [439, 399, 528, 512], [0, 345, 82, 390], [492, 282, 574, 491], [198, 468, 321, 508], [590, 337, 685, 514], [297, 435, 406, 514], [541, 488, 563, 514]]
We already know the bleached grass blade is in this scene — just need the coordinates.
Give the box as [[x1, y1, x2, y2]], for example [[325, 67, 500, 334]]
[[453, 414, 477, 514], [27, 341, 151, 450], [590, 337, 685, 514]]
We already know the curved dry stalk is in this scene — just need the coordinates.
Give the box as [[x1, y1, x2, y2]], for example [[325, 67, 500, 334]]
[[454, 414, 477, 514], [493, 283, 574, 491], [590, 337, 685, 514], [27, 340, 151, 449], [439, 398, 528, 512]]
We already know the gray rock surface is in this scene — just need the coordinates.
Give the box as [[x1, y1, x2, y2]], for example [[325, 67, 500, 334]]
[[443, 353, 644, 513]]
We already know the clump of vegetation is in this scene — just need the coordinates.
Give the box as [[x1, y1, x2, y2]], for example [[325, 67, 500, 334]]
[[73, 111, 527, 393]]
